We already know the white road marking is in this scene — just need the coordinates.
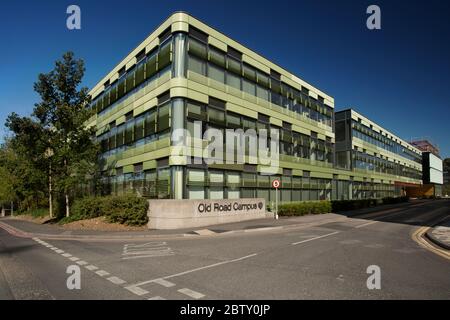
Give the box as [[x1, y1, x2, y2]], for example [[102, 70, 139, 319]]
[[122, 242, 174, 260], [178, 288, 205, 299], [148, 296, 166, 300], [153, 278, 175, 288], [355, 221, 379, 229], [85, 265, 99, 271], [292, 231, 340, 245], [125, 286, 149, 296], [36, 239, 130, 291], [130, 253, 258, 288], [95, 270, 110, 277], [122, 253, 175, 260], [107, 276, 126, 285]]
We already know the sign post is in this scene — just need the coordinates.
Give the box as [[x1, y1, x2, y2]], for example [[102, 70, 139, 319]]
[[272, 179, 281, 220]]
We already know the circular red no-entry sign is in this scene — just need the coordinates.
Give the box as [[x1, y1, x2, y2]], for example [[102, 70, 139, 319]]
[[272, 179, 281, 189]]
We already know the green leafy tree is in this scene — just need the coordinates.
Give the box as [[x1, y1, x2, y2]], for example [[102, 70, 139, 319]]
[[5, 52, 98, 217]]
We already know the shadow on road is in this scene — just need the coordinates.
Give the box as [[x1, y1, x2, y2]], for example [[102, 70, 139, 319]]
[[333, 199, 450, 228]]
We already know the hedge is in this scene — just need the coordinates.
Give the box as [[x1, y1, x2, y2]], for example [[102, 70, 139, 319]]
[[278, 201, 331, 216], [61, 195, 149, 226]]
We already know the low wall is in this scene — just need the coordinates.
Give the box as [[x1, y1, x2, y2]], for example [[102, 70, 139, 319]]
[[148, 198, 267, 229]]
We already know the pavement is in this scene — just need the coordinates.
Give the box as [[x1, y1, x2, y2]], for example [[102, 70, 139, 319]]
[[426, 217, 450, 250], [0, 199, 449, 300]]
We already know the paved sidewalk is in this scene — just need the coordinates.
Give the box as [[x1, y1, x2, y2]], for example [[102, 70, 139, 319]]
[[0, 213, 348, 241], [426, 218, 450, 250]]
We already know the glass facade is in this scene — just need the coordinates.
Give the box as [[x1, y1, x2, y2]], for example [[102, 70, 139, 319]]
[[88, 17, 422, 203]]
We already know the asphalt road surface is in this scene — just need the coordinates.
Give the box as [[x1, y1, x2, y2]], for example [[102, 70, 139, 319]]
[[1, 200, 449, 300]]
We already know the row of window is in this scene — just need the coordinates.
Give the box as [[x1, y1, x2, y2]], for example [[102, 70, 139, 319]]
[[95, 166, 398, 201], [352, 122, 422, 164], [186, 36, 333, 128], [90, 37, 173, 117], [97, 97, 334, 164], [97, 101, 170, 157], [185, 99, 334, 164], [99, 167, 171, 199], [352, 151, 422, 180]]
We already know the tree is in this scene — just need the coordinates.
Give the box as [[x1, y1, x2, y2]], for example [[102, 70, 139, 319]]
[[5, 52, 98, 217]]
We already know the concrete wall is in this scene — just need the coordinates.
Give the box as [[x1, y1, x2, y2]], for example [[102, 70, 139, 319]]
[[148, 198, 267, 229]]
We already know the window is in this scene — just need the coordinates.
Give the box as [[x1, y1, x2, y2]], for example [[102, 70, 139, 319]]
[[208, 107, 225, 126], [145, 51, 157, 79], [157, 103, 170, 132], [125, 68, 135, 94], [242, 79, 256, 96], [257, 71, 270, 88], [135, 61, 145, 87], [256, 85, 269, 101], [188, 38, 207, 59], [109, 126, 117, 150], [209, 47, 226, 68], [226, 72, 241, 90], [188, 55, 206, 76], [144, 110, 156, 137], [116, 124, 125, 147], [227, 57, 241, 75], [102, 90, 110, 110], [226, 112, 241, 128], [109, 84, 118, 104], [134, 115, 144, 141], [187, 101, 206, 120], [117, 78, 125, 100], [125, 121, 133, 145], [158, 41, 172, 70], [157, 168, 171, 199], [243, 64, 256, 82], [208, 63, 225, 83]]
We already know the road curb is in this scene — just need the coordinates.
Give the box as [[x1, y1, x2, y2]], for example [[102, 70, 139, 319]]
[[0, 215, 349, 241], [425, 229, 450, 251]]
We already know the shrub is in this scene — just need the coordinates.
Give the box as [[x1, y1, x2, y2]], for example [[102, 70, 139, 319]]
[[278, 201, 331, 216], [102, 195, 149, 226], [60, 195, 149, 226], [71, 196, 104, 219]]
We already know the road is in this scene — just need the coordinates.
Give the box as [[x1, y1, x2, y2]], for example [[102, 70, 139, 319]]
[[0, 200, 449, 300]]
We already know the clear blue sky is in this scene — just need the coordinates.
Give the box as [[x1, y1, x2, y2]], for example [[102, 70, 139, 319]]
[[0, 0, 449, 157]]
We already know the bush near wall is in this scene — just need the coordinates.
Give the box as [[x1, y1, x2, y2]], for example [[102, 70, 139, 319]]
[[278, 201, 332, 216], [61, 195, 149, 226], [331, 196, 409, 212]]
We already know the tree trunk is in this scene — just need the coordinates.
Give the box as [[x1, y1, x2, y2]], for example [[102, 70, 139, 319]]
[[49, 163, 53, 218], [64, 159, 69, 217], [65, 192, 70, 217], [10, 201, 13, 216]]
